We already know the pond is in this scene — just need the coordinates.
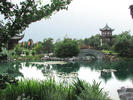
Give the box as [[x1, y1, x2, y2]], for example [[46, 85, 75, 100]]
[[0, 59, 133, 100]]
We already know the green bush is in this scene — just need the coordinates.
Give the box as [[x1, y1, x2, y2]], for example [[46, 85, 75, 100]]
[[54, 38, 80, 58], [32, 50, 36, 56], [25, 50, 30, 56], [14, 45, 24, 56], [33, 43, 43, 54]]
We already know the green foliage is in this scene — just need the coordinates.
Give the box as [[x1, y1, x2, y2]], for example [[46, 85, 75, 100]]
[[77, 39, 84, 48], [113, 31, 133, 57], [25, 49, 30, 56], [0, 47, 14, 61], [31, 50, 36, 56], [84, 34, 101, 49], [54, 38, 80, 58], [0, 74, 18, 89], [100, 43, 110, 50], [76, 80, 109, 100], [1, 78, 109, 100], [33, 43, 43, 54], [43, 38, 54, 53], [84, 38, 89, 46], [14, 45, 24, 56], [0, 47, 8, 61]]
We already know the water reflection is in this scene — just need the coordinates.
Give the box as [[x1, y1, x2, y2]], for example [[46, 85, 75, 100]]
[[99, 71, 112, 83], [0, 60, 133, 100], [0, 60, 133, 83], [111, 60, 133, 81], [52, 62, 80, 73], [0, 62, 23, 77]]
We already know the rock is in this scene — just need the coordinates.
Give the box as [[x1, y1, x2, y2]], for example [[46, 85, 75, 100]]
[[117, 87, 133, 100], [101, 69, 117, 73], [41, 55, 95, 62]]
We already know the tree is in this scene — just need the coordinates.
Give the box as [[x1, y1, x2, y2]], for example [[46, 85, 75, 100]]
[[113, 31, 133, 57], [0, 0, 72, 59], [100, 43, 110, 50], [88, 34, 101, 49], [33, 42, 43, 54], [43, 38, 54, 53], [54, 38, 80, 58], [84, 38, 89, 46]]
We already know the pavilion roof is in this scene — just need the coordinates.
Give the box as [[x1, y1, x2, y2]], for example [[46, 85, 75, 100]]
[[11, 34, 24, 40], [100, 24, 114, 31]]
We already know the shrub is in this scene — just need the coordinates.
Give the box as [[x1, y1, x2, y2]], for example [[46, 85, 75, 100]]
[[25, 50, 30, 56], [33, 43, 43, 54], [54, 38, 80, 58], [76, 80, 109, 100], [32, 50, 36, 56], [14, 45, 24, 56]]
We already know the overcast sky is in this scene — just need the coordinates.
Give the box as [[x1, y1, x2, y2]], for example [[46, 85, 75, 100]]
[[1, 0, 133, 42]]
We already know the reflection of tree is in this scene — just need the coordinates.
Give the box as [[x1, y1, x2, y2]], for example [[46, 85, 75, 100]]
[[99, 71, 112, 83], [79, 60, 112, 71], [52, 62, 80, 73], [112, 60, 133, 81], [0, 62, 23, 78], [80, 59, 133, 82], [1, 59, 133, 83]]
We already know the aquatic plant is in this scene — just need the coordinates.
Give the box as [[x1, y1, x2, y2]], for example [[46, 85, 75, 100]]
[[1, 78, 110, 100], [76, 80, 109, 100]]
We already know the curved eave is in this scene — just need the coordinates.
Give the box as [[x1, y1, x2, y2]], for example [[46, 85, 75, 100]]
[[11, 34, 24, 41], [100, 29, 114, 31]]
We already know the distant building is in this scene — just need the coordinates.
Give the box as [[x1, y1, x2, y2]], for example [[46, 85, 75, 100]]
[[100, 24, 114, 46]]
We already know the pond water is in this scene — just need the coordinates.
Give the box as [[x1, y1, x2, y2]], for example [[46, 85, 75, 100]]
[[0, 59, 133, 100]]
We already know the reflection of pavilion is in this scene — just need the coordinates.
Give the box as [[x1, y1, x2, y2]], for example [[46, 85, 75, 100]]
[[99, 70, 112, 83]]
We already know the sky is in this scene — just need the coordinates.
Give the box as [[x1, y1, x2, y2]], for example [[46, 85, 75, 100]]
[[1, 0, 133, 42]]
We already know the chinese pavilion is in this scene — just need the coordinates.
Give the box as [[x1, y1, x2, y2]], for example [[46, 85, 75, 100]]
[[100, 24, 114, 46]]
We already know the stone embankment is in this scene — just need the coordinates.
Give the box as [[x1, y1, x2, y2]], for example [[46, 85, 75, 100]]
[[41, 56, 96, 62], [103, 54, 121, 62], [117, 87, 133, 100]]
